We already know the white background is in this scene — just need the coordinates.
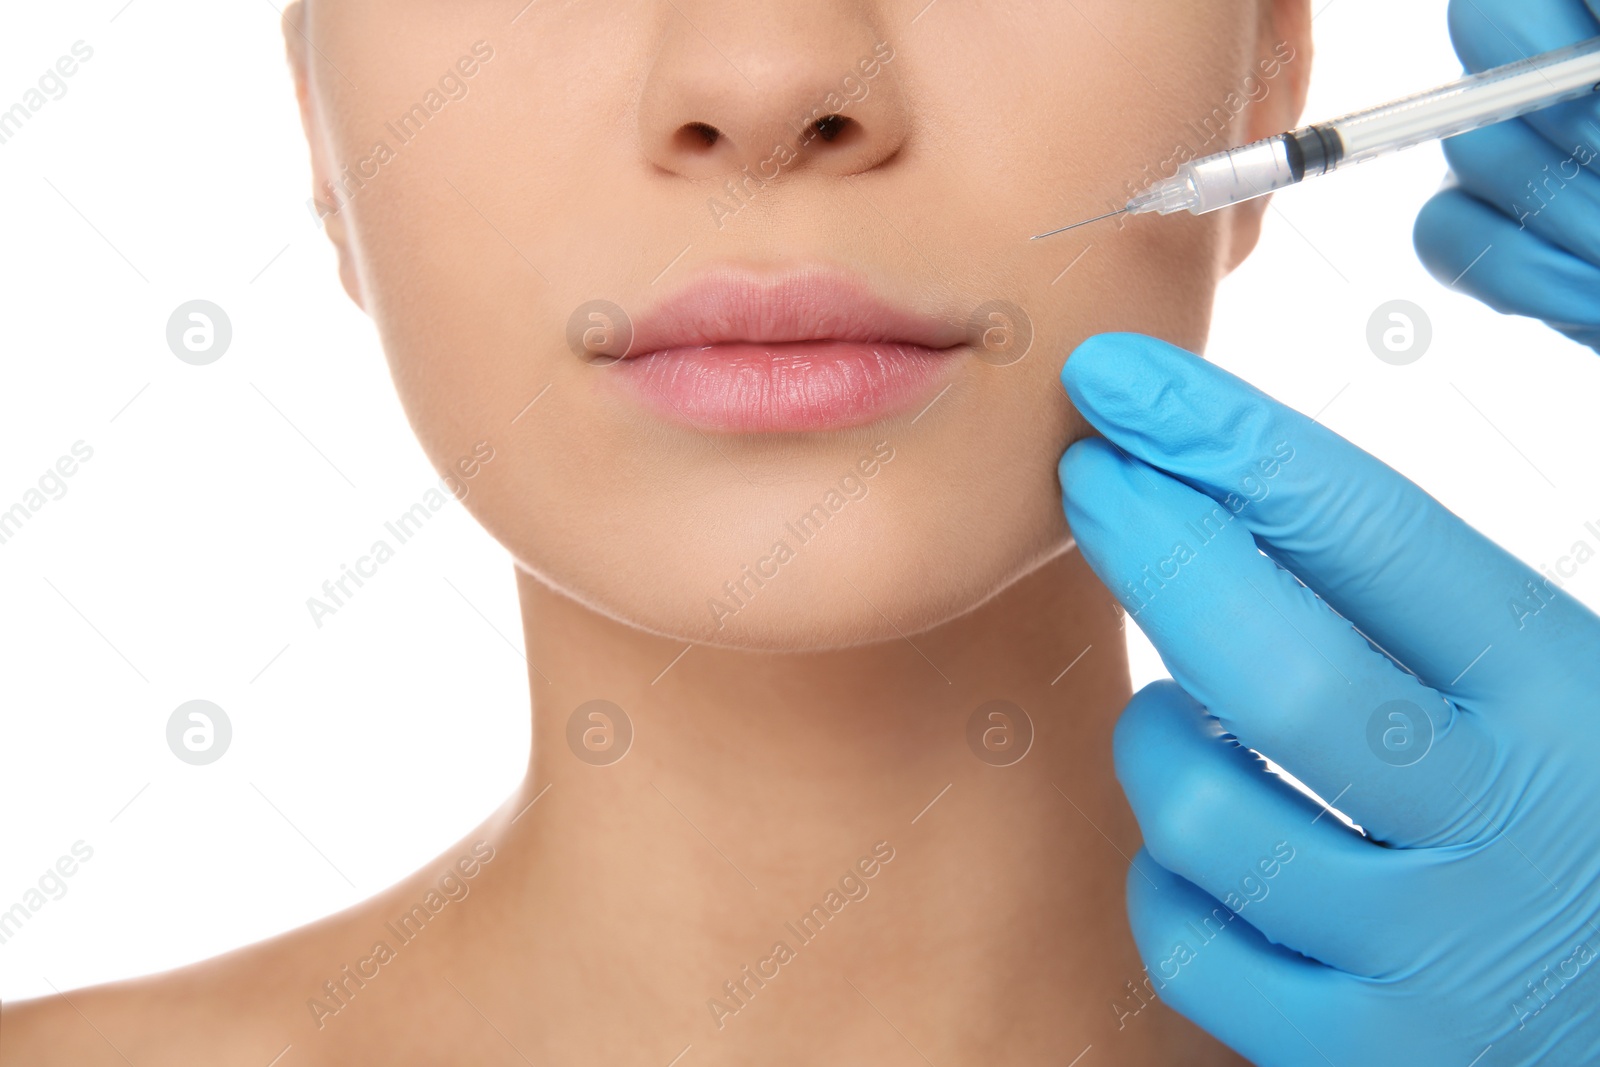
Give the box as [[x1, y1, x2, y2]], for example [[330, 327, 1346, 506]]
[[2, 0, 1598, 1001]]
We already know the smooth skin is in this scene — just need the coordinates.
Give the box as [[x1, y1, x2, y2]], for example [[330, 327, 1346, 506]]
[[274, 0, 1308, 652], [0, 1, 1314, 1065]]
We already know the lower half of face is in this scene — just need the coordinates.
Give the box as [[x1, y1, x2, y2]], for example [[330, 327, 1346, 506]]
[[307, 0, 1264, 649]]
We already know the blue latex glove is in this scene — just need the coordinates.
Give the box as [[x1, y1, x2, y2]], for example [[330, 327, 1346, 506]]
[[1414, 0, 1600, 350], [1058, 333, 1600, 1066]]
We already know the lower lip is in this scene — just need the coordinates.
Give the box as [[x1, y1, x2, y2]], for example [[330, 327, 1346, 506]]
[[606, 341, 962, 432]]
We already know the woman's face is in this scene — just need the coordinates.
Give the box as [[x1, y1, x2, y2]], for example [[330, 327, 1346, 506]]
[[288, 0, 1308, 649]]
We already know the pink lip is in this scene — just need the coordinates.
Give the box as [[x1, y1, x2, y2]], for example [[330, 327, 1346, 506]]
[[596, 267, 969, 433]]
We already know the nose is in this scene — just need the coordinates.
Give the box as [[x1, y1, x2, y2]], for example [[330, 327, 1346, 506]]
[[637, 2, 908, 182]]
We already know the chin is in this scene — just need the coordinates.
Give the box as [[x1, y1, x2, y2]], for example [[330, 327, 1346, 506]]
[[510, 500, 1075, 653]]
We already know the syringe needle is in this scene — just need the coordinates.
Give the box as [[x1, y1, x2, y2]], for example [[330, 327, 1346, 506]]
[[1030, 208, 1129, 240], [1031, 38, 1600, 234]]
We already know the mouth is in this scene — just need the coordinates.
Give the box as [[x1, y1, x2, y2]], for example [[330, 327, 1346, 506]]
[[593, 265, 970, 433]]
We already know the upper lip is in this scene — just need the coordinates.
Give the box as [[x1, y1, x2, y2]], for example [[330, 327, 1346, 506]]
[[620, 265, 970, 358]]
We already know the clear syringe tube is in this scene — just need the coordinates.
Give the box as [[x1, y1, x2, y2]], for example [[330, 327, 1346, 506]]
[[1121, 35, 1600, 220]]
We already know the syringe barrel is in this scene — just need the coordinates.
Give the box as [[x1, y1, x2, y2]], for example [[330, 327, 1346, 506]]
[[1175, 135, 1302, 213], [1328, 35, 1600, 165], [1051, 36, 1600, 236]]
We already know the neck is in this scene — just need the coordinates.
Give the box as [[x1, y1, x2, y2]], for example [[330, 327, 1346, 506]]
[[467, 550, 1185, 1063]]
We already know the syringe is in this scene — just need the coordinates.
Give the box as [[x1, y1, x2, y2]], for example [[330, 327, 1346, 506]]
[[1032, 36, 1600, 239]]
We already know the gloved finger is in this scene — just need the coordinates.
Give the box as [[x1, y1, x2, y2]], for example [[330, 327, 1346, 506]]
[[1061, 438, 1496, 848], [1442, 120, 1600, 265], [1127, 852, 1517, 1065], [1114, 680, 1439, 976], [1060, 334, 1574, 706], [1124, 849, 1355, 1066], [1445, 0, 1600, 160], [1415, 188, 1600, 348]]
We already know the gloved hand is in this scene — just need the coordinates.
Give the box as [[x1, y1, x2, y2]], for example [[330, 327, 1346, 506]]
[[1058, 332, 1600, 1066], [1414, 0, 1600, 350]]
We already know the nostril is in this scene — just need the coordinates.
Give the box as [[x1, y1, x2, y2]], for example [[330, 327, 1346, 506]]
[[675, 121, 721, 151], [813, 114, 853, 144], [670, 115, 859, 157]]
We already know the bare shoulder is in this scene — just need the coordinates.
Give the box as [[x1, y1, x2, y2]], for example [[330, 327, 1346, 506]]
[[0, 940, 318, 1067], [1, 827, 513, 1067]]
